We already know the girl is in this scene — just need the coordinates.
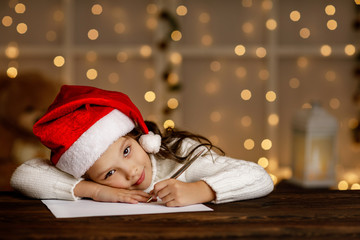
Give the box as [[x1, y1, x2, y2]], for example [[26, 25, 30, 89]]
[[10, 85, 274, 207]]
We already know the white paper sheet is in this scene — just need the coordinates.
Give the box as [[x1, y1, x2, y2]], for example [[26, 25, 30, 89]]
[[42, 199, 213, 218]]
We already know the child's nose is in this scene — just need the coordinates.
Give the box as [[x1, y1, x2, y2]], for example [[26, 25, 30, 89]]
[[124, 166, 138, 180]]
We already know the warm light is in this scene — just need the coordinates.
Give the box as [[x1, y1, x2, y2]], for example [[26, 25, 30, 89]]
[[266, 19, 277, 31], [327, 19, 337, 30], [2, 16, 13, 27], [302, 103, 312, 109], [351, 183, 360, 190], [320, 45, 332, 57], [343, 172, 359, 183], [146, 17, 157, 30], [234, 45, 246, 56], [325, 5, 336, 15], [329, 98, 340, 109], [210, 61, 221, 72], [116, 52, 128, 63], [244, 139, 255, 150], [171, 30, 182, 41], [241, 116, 252, 127], [205, 80, 219, 94], [290, 10, 301, 22], [258, 157, 269, 168], [261, 139, 272, 150], [86, 51, 98, 62], [5, 43, 19, 59], [170, 52, 182, 65], [144, 91, 156, 102], [255, 47, 267, 58], [201, 35, 213, 46], [146, 4, 158, 14], [262, 0, 273, 10], [338, 180, 348, 190], [259, 69, 269, 80], [140, 45, 152, 58], [167, 73, 179, 85], [176, 5, 188, 16], [289, 77, 300, 89], [344, 44, 356, 56], [297, 57, 308, 68], [15, 3, 26, 14], [164, 120, 175, 129], [242, 0, 252, 8], [88, 29, 99, 40], [167, 98, 179, 109], [199, 12, 210, 23], [91, 4, 103, 15], [325, 71, 336, 82], [348, 118, 358, 130], [46, 30, 57, 42], [108, 73, 119, 84], [270, 174, 278, 185], [114, 22, 126, 34], [268, 114, 279, 126], [235, 67, 247, 78], [299, 28, 310, 39], [53, 10, 64, 22], [86, 69, 98, 80], [266, 91, 277, 102], [241, 89, 252, 101], [210, 111, 222, 122], [144, 67, 155, 80], [16, 23, 27, 34], [53, 56, 65, 67], [7, 67, 18, 78], [356, 0, 360, 5], [268, 159, 279, 172], [242, 22, 254, 34]]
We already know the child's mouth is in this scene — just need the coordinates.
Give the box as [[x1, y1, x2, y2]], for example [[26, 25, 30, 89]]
[[134, 170, 145, 185]]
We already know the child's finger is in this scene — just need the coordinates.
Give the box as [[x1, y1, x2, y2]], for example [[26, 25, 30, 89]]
[[156, 186, 172, 200], [160, 193, 175, 205], [152, 180, 168, 196]]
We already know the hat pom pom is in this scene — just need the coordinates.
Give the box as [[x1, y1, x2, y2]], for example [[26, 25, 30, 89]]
[[139, 131, 161, 153]]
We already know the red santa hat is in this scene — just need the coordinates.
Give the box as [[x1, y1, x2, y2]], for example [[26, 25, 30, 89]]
[[33, 85, 161, 178]]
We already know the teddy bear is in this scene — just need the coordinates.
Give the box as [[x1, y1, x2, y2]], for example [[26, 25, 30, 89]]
[[0, 72, 60, 189]]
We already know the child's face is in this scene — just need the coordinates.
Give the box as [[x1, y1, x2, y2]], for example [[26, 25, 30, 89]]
[[86, 136, 152, 190]]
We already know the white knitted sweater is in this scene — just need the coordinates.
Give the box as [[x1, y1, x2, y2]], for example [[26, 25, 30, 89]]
[[10, 139, 274, 204]]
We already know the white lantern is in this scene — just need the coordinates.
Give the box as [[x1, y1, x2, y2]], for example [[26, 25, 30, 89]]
[[291, 103, 338, 188]]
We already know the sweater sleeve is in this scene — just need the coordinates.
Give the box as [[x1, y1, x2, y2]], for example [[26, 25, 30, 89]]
[[199, 157, 274, 204], [178, 139, 274, 204], [10, 158, 81, 200]]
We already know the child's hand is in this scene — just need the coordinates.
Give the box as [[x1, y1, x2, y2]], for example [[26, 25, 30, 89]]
[[92, 185, 150, 204], [152, 179, 215, 207], [74, 180, 150, 204]]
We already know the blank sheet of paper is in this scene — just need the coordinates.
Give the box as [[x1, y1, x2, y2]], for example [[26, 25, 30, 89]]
[[42, 199, 213, 218]]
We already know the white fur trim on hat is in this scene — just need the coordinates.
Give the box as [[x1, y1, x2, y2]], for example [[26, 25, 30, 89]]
[[56, 109, 135, 178], [139, 131, 161, 154]]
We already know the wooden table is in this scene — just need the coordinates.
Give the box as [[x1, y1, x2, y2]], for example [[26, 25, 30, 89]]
[[1, 181, 359, 239]]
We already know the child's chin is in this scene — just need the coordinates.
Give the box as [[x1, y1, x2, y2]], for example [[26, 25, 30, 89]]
[[139, 181, 151, 190]]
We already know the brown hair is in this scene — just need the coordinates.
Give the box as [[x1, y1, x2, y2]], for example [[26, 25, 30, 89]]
[[128, 121, 224, 163]]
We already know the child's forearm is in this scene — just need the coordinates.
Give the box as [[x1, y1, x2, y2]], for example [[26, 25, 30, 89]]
[[73, 180, 99, 199], [193, 180, 216, 203]]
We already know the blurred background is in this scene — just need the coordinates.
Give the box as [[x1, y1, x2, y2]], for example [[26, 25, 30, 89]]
[[1, 0, 360, 191]]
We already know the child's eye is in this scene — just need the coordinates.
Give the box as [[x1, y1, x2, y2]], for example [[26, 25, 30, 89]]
[[105, 170, 115, 180], [124, 146, 131, 157]]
